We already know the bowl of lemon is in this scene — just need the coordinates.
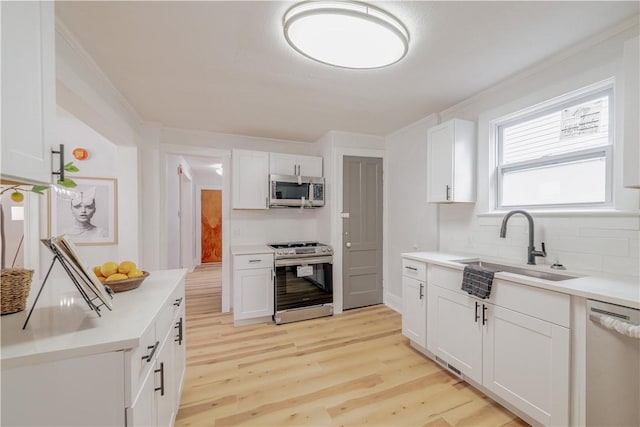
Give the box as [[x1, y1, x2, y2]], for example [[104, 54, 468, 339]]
[[93, 261, 149, 293]]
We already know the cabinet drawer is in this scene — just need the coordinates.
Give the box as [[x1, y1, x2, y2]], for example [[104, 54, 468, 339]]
[[492, 279, 570, 327], [402, 258, 426, 281], [429, 265, 463, 293], [234, 253, 274, 270], [128, 324, 157, 404], [156, 298, 177, 345]]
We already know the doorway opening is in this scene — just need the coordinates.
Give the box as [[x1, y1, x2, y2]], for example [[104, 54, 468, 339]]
[[168, 154, 225, 313]]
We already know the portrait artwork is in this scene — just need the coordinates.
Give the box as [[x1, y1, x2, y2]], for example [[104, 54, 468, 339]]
[[50, 177, 118, 245]]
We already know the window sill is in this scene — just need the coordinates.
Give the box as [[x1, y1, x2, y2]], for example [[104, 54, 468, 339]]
[[477, 209, 640, 218]]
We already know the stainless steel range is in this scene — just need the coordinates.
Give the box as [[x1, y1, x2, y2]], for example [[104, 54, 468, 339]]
[[269, 241, 333, 324]]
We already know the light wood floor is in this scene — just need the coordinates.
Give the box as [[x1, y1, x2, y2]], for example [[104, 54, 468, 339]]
[[176, 264, 528, 427]]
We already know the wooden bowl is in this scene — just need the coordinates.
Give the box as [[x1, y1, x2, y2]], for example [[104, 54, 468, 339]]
[[104, 271, 150, 293]]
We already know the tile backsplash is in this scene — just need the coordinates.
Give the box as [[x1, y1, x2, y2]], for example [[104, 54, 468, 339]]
[[439, 204, 640, 278]]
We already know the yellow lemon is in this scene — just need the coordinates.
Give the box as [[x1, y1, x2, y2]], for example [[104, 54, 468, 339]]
[[10, 191, 24, 203], [127, 269, 144, 278], [92, 266, 104, 278], [118, 260, 137, 274], [97, 276, 106, 282], [100, 261, 118, 278], [105, 273, 128, 282]]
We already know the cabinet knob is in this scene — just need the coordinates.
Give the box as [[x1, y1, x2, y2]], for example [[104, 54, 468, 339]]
[[346, 242, 352, 248]]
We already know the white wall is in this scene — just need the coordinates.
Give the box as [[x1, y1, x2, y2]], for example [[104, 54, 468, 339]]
[[390, 21, 640, 282], [385, 116, 441, 306], [41, 108, 140, 279]]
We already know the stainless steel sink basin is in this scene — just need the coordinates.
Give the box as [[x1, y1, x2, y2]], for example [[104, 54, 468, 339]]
[[455, 260, 576, 282]]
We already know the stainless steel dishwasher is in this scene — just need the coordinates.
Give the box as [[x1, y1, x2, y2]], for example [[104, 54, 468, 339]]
[[586, 299, 640, 426]]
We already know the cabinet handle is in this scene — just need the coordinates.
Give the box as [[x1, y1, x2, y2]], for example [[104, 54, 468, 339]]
[[482, 304, 488, 325], [175, 317, 184, 345], [475, 301, 480, 323], [419, 283, 424, 300], [405, 266, 418, 271], [248, 259, 262, 263], [174, 297, 183, 307], [154, 362, 165, 396], [266, 197, 269, 208], [51, 144, 65, 183], [446, 185, 451, 201], [141, 341, 159, 362]]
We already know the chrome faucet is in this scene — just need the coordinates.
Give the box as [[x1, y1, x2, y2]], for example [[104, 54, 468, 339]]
[[499, 210, 546, 265]]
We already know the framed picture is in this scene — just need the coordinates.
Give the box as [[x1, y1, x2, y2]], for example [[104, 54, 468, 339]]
[[49, 177, 118, 245]]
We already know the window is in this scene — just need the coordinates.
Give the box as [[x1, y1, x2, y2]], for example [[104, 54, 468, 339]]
[[495, 82, 613, 209]]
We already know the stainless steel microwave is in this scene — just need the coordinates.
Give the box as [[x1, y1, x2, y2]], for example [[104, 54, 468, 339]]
[[269, 174, 325, 208]]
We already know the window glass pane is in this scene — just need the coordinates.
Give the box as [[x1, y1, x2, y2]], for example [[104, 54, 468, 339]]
[[502, 96, 609, 164], [501, 157, 606, 206]]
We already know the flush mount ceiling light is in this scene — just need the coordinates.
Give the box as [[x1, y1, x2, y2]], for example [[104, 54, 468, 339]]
[[283, 0, 409, 69]]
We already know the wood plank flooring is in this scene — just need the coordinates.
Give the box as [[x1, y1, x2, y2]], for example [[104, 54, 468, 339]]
[[176, 264, 528, 427]]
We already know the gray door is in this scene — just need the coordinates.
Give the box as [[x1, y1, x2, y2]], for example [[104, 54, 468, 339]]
[[342, 156, 383, 310]]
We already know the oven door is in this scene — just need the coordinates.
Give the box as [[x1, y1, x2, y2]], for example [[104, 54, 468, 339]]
[[274, 256, 333, 312]]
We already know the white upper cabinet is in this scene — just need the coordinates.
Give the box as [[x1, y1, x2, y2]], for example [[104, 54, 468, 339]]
[[1, 1, 55, 185], [427, 119, 476, 203], [232, 149, 269, 209], [269, 153, 323, 177], [623, 35, 640, 189]]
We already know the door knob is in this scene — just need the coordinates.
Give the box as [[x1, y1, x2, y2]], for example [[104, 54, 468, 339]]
[[346, 242, 352, 248]]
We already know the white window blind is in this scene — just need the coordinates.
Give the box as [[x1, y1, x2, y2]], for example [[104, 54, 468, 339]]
[[496, 83, 612, 209]]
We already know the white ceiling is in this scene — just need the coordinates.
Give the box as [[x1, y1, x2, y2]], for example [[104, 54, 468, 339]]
[[55, 1, 639, 143]]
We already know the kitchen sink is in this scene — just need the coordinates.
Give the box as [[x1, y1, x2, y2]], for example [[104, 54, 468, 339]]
[[455, 259, 576, 282]]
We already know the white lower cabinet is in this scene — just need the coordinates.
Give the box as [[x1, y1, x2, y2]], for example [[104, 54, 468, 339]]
[[233, 252, 274, 324], [129, 330, 176, 427], [427, 285, 483, 383], [128, 286, 184, 427], [483, 304, 570, 426], [401, 258, 427, 347], [1, 275, 186, 427], [424, 264, 570, 426], [173, 299, 186, 409], [129, 357, 157, 427]]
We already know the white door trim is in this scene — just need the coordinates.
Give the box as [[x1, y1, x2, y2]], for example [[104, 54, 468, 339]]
[[332, 147, 386, 314]]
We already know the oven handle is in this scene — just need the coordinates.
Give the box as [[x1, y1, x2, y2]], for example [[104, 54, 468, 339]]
[[274, 256, 333, 267]]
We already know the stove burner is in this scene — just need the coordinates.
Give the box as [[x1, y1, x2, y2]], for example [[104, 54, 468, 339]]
[[269, 241, 320, 249], [268, 241, 333, 259]]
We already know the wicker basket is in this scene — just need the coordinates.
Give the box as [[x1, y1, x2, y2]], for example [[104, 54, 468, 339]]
[[1, 268, 34, 315], [104, 271, 150, 293]]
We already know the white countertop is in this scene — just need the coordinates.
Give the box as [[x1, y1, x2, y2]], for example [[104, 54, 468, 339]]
[[0, 269, 187, 370], [231, 244, 274, 255], [402, 252, 640, 309]]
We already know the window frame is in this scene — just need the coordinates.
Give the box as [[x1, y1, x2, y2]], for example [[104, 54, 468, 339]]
[[495, 83, 614, 210]]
